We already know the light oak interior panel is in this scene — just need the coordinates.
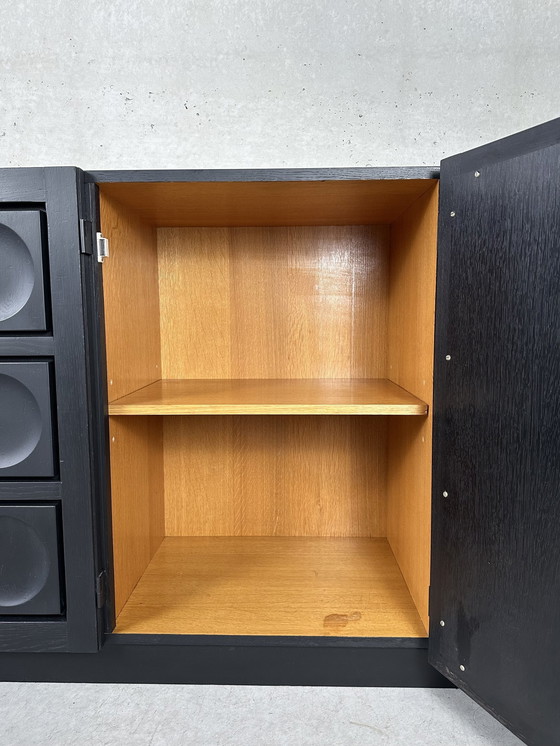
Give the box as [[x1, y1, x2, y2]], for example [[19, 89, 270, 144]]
[[100, 179, 437, 227], [100, 193, 162, 402], [109, 416, 164, 616], [387, 183, 439, 631], [163, 416, 387, 537], [108, 378, 428, 415], [114, 537, 427, 637], [100, 178, 439, 636], [158, 225, 389, 379]]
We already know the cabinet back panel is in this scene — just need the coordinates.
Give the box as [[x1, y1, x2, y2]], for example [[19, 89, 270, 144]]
[[164, 416, 387, 537], [158, 226, 389, 379]]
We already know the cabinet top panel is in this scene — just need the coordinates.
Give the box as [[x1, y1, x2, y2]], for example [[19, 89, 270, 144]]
[[97, 176, 439, 227], [87, 166, 439, 184]]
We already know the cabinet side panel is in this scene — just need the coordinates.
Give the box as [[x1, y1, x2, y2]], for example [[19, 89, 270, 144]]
[[164, 416, 387, 537], [157, 226, 388, 379], [386, 184, 439, 630], [100, 192, 161, 401], [110, 416, 164, 616]]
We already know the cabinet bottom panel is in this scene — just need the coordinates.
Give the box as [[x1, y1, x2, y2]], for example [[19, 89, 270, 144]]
[[0, 641, 451, 687], [114, 536, 427, 638]]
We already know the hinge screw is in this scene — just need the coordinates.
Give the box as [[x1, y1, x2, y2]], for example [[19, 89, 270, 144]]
[[443, 491, 449, 498], [450, 211, 456, 217], [445, 354, 451, 361], [440, 620, 445, 626], [460, 665, 466, 672], [474, 170, 480, 178]]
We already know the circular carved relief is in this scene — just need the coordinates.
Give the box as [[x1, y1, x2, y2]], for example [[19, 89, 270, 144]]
[[0, 516, 50, 606], [0, 374, 43, 468], [0, 224, 36, 322]]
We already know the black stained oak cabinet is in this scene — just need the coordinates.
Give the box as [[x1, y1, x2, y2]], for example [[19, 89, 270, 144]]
[[0, 119, 559, 746]]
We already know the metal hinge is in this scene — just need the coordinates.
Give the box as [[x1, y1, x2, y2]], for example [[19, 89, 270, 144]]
[[95, 570, 108, 609], [96, 232, 110, 263], [79, 218, 93, 255], [79, 220, 109, 263]]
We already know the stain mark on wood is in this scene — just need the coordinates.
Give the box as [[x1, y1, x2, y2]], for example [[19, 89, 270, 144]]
[[323, 611, 362, 628]]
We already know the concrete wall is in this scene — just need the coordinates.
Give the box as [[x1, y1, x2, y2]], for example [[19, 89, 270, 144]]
[[0, 0, 559, 169]]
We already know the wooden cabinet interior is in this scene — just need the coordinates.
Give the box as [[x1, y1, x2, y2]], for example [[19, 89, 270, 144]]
[[100, 178, 438, 638], [108, 378, 428, 415]]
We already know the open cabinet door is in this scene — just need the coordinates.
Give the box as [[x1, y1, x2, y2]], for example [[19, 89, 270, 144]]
[[430, 118, 560, 746], [0, 168, 107, 652]]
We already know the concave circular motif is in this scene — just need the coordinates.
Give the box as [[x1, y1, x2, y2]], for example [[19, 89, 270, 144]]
[[0, 223, 36, 322], [0, 374, 43, 468], [0, 516, 50, 606]]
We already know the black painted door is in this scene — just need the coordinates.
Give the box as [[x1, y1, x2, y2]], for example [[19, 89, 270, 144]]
[[0, 168, 106, 652], [430, 119, 560, 746]]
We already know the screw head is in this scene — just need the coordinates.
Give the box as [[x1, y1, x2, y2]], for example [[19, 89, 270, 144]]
[[445, 354, 451, 361], [474, 170, 480, 177], [443, 491, 449, 498], [450, 211, 456, 217], [440, 620, 445, 627], [460, 665, 466, 672]]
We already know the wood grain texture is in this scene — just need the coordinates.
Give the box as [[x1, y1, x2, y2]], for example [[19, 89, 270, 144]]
[[90, 166, 439, 184], [163, 416, 387, 537], [0, 167, 45, 201], [109, 417, 164, 615], [386, 183, 439, 631], [0, 482, 60, 500], [99, 177, 439, 643], [42, 168, 101, 652], [158, 226, 389, 379], [0, 337, 54, 356], [99, 179, 437, 227], [430, 135, 560, 746], [100, 192, 161, 401], [0, 622, 67, 653], [114, 537, 427, 637], [108, 378, 428, 415]]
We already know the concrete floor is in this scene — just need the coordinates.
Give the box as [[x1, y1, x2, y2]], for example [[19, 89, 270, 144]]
[[0, 683, 524, 745]]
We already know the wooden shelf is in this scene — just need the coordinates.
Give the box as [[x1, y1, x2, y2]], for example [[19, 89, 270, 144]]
[[114, 537, 427, 637], [108, 378, 428, 415]]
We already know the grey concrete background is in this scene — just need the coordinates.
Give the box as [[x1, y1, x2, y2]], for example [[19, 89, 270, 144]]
[[0, 0, 559, 169], [0, 683, 523, 745], [0, 2, 553, 743]]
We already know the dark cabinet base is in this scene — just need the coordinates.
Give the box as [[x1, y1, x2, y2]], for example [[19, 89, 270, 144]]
[[0, 637, 450, 687]]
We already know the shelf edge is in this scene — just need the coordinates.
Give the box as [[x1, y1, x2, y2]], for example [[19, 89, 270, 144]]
[[108, 404, 428, 415]]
